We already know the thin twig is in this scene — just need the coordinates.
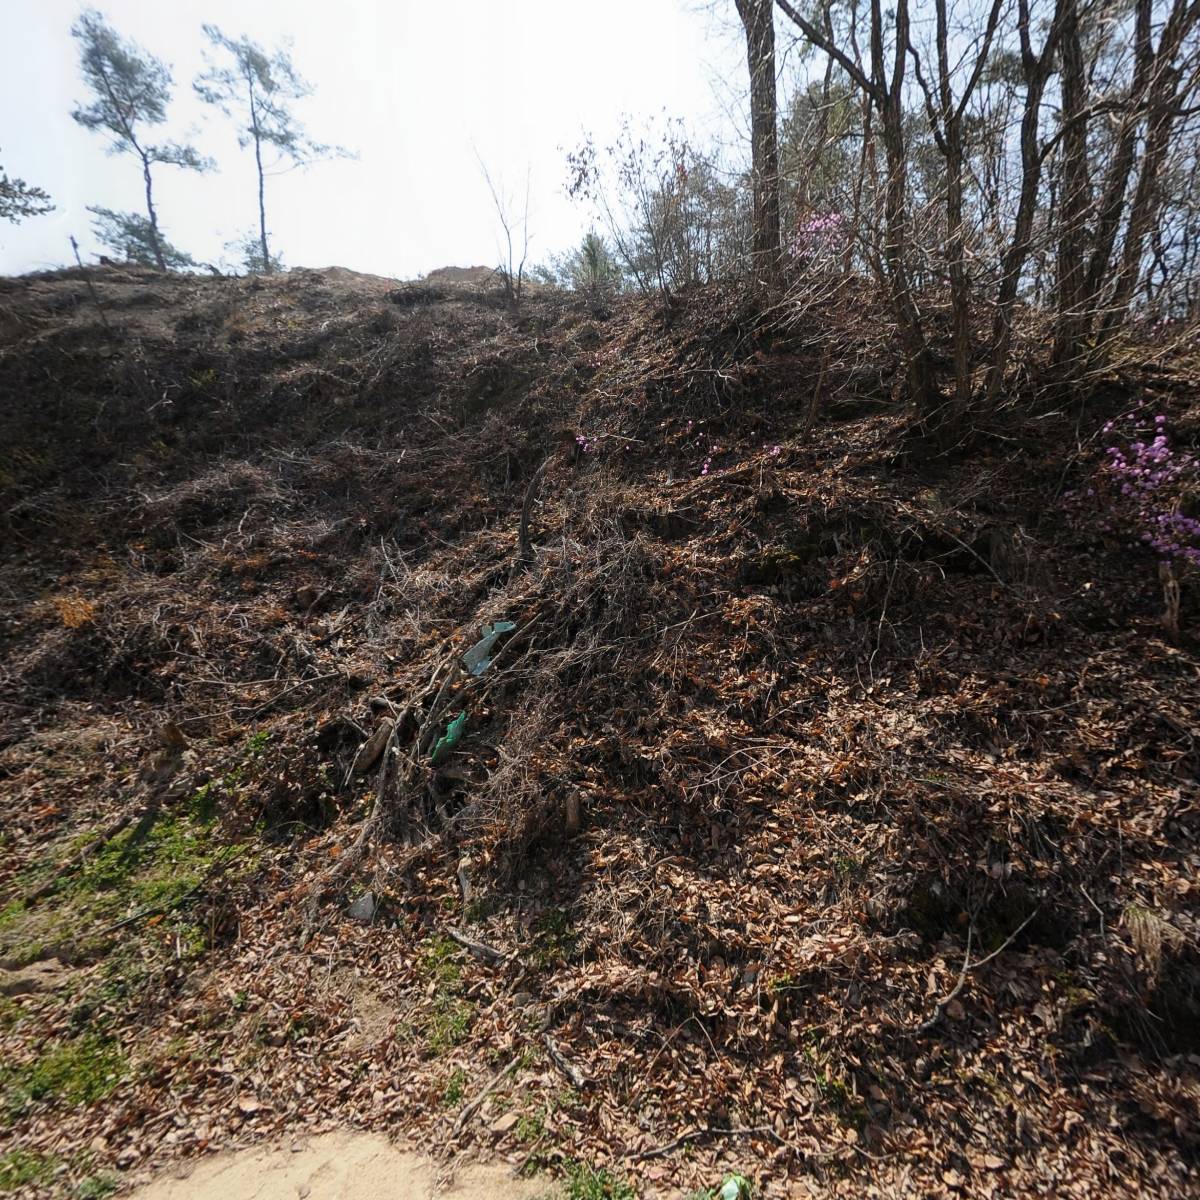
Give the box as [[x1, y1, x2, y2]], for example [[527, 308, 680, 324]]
[[633, 1124, 784, 1163], [912, 907, 1041, 1033], [452, 1053, 521, 1137]]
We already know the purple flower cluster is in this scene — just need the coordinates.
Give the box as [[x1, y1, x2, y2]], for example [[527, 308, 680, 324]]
[[1099, 415, 1200, 566], [575, 433, 597, 454], [788, 211, 845, 259]]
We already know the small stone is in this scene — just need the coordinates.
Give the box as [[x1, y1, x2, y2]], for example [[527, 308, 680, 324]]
[[490, 1111, 520, 1135], [347, 891, 377, 923]]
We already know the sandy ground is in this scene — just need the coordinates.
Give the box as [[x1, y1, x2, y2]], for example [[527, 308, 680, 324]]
[[128, 1133, 550, 1200]]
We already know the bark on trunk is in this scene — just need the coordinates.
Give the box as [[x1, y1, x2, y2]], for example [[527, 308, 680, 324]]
[[737, 0, 782, 286], [140, 152, 166, 272], [1051, 0, 1092, 367], [248, 77, 272, 274], [984, 0, 1062, 404]]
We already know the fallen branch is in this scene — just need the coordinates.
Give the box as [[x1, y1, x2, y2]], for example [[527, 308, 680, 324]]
[[95, 847, 238, 937], [543, 1031, 587, 1089], [23, 808, 139, 904], [515, 456, 551, 569], [452, 1053, 521, 1137], [912, 907, 1041, 1034], [444, 926, 506, 964], [633, 1124, 783, 1163]]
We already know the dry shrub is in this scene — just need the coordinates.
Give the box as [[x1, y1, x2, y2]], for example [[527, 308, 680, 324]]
[[1126, 903, 1187, 983], [460, 689, 558, 871], [141, 462, 290, 543], [51, 594, 97, 629]]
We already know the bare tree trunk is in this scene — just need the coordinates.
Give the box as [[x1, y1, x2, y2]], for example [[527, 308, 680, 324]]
[[927, 0, 1002, 418], [736, 0, 782, 286], [777, 0, 937, 415], [1052, 0, 1092, 367], [874, 0, 938, 417], [1096, 0, 1200, 340], [248, 77, 272, 273], [1102, 87, 1184, 333], [140, 151, 166, 271], [984, 0, 1062, 404], [1080, 0, 1154, 321]]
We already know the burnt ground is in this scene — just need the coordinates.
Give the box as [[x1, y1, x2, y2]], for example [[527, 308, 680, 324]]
[[0, 263, 1198, 1199]]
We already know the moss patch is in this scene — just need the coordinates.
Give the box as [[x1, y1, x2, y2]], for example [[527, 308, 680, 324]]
[[0, 1149, 58, 1192], [560, 1160, 637, 1200], [405, 935, 474, 1055], [5, 1033, 126, 1114], [0, 790, 253, 971]]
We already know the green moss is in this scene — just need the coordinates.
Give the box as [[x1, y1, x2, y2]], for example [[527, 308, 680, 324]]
[[516, 1111, 547, 1142], [442, 1066, 467, 1106], [406, 935, 475, 1055], [0, 900, 26, 932], [6, 1034, 126, 1113], [560, 1161, 637, 1200], [418, 935, 463, 989], [75, 1174, 118, 1200], [244, 730, 271, 756], [426, 997, 474, 1054], [0, 1149, 58, 1192]]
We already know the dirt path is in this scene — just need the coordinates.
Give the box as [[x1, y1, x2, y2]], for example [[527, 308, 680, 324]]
[[128, 1132, 550, 1200]]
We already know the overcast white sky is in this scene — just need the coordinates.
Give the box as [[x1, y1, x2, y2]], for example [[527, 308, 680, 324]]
[[0, 0, 750, 278]]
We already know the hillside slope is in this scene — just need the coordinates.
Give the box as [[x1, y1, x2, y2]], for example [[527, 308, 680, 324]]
[[0, 265, 1198, 1198]]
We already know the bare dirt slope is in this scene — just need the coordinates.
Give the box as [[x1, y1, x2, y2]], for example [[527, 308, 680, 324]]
[[0, 264, 1197, 1199], [129, 1131, 543, 1200]]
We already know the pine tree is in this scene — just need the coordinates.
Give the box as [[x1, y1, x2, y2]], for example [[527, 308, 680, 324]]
[[71, 10, 209, 270], [87, 206, 196, 269], [196, 27, 345, 274], [568, 231, 624, 297], [0, 153, 52, 224]]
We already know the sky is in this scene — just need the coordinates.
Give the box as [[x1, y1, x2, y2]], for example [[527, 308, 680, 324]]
[[0, 0, 750, 279]]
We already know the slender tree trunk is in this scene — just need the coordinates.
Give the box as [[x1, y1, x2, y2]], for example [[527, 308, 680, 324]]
[[1052, 0, 1092, 367], [984, 0, 1061, 404], [933, 0, 972, 417], [248, 78, 271, 273], [1101, 86, 1182, 336], [736, 0, 782, 286], [1095, 0, 1199, 341], [140, 151, 166, 271], [1080, 0, 1154, 324], [874, 0, 937, 416]]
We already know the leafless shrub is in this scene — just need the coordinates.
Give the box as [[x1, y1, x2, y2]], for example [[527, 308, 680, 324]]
[[140, 461, 290, 543]]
